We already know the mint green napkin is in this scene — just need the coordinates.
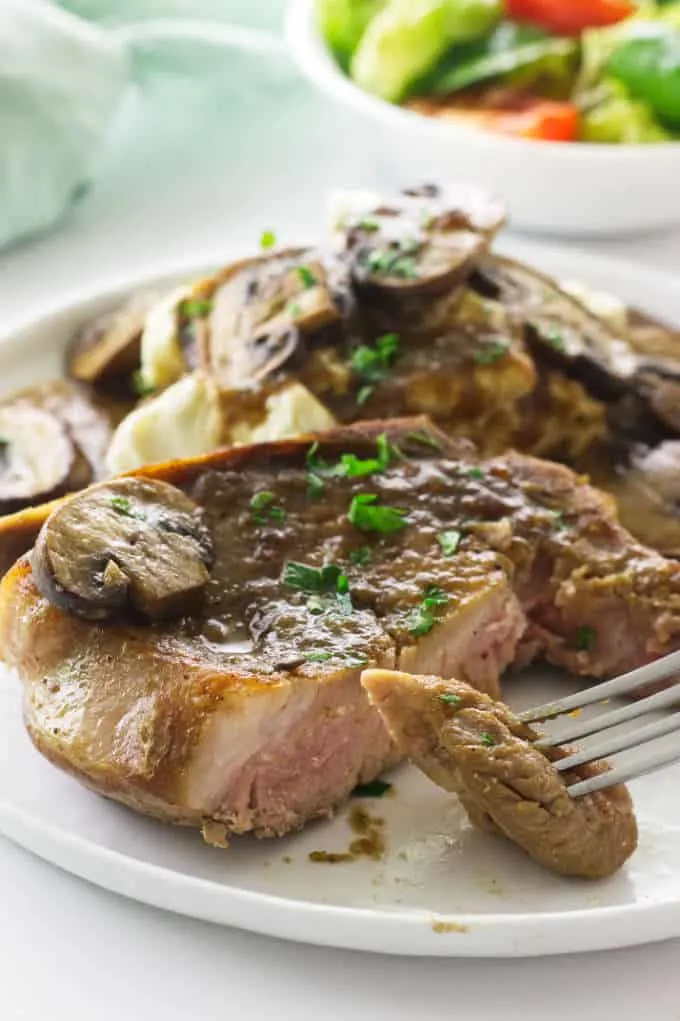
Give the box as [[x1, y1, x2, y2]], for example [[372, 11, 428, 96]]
[[0, 0, 286, 252]]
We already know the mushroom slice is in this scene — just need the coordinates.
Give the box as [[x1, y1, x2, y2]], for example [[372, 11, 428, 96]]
[[201, 249, 343, 387], [32, 478, 213, 622], [471, 255, 638, 398], [67, 289, 161, 385], [339, 183, 505, 297], [628, 308, 680, 362], [0, 406, 76, 514]]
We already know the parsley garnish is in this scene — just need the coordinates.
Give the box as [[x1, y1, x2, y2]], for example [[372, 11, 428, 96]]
[[358, 218, 380, 232], [462, 466, 484, 480], [404, 429, 442, 451], [440, 693, 463, 707], [475, 340, 510, 365], [545, 327, 566, 352], [348, 494, 408, 534], [350, 546, 371, 567], [180, 297, 213, 319], [352, 780, 392, 798], [305, 441, 345, 499], [250, 491, 286, 525], [438, 530, 462, 557], [576, 626, 596, 651], [364, 244, 419, 280], [131, 370, 156, 398], [351, 332, 400, 405], [551, 511, 566, 531], [307, 472, 325, 501], [287, 302, 303, 317], [110, 495, 142, 519], [260, 229, 277, 250], [339, 432, 400, 478], [480, 731, 496, 747], [283, 562, 343, 593], [283, 561, 352, 614], [297, 265, 318, 289], [304, 650, 367, 666], [408, 585, 448, 637]]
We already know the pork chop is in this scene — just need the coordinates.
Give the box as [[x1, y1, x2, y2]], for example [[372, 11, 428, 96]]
[[1, 417, 678, 842], [361, 670, 638, 879]]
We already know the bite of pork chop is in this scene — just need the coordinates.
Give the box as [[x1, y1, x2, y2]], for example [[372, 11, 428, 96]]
[[0, 417, 678, 844], [361, 669, 638, 879]]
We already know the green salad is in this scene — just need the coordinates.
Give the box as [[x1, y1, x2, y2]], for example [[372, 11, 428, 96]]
[[317, 0, 680, 142]]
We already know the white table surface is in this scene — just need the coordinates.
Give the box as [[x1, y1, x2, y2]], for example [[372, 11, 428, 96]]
[[1, 48, 680, 1021]]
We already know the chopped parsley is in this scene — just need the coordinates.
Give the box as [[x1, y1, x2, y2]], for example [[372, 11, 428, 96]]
[[350, 546, 371, 567], [287, 301, 303, 317], [364, 241, 420, 280], [283, 562, 343, 593], [348, 494, 408, 534], [462, 466, 484, 480], [358, 217, 380, 232], [304, 650, 367, 667], [356, 385, 375, 406], [250, 490, 286, 525], [352, 780, 392, 798], [180, 297, 213, 319], [297, 265, 318, 289], [340, 432, 400, 478], [350, 332, 400, 405], [283, 561, 352, 615], [480, 731, 496, 747], [260, 229, 277, 250], [408, 585, 448, 637], [307, 435, 400, 494], [551, 511, 566, 531], [474, 340, 510, 365], [306, 442, 346, 498], [404, 429, 442, 451], [576, 625, 596, 651], [131, 370, 156, 398], [110, 495, 142, 519], [307, 472, 325, 501], [544, 326, 566, 352], [440, 693, 463, 707], [438, 530, 462, 557]]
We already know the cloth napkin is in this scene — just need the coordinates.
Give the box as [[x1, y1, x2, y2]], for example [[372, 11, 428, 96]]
[[0, 0, 287, 252]]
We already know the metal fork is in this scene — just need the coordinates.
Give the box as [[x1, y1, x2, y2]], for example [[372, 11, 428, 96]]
[[518, 650, 680, 797]]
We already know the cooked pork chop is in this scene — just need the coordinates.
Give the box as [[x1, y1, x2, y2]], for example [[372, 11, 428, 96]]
[[1, 418, 679, 842], [362, 670, 638, 879]]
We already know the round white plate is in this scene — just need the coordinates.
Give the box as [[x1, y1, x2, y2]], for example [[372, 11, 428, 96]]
[[1, 240, 680, 958]]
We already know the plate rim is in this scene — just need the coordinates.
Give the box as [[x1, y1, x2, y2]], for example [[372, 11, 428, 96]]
[[1, 238, 679, 957]]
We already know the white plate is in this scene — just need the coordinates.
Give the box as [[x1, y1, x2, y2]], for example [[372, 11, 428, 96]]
[[1, 240, 680, 958]]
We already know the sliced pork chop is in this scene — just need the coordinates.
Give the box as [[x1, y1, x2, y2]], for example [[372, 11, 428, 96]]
[[362, 670, 638, 879], [0, 417, 678, 842]]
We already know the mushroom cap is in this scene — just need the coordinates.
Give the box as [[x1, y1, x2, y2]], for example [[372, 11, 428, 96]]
[[32, 477, 213, 622], [0, 405, 77, 514]]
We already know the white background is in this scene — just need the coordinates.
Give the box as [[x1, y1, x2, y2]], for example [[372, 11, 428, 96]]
[[1, 32, 680, 1020]]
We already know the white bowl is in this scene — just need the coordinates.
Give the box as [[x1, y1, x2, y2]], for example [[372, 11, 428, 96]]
[[286, 0, 680, 237]]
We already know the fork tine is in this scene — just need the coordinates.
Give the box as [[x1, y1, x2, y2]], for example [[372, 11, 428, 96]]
[[518, 649, 680, 723], [554, 713, 680, 772], [569, 744, 680, 797], [535, 683, 680, 747]]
